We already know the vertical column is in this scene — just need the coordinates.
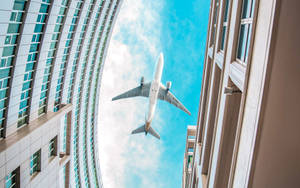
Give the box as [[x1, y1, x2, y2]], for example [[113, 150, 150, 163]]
[[30, 0, 71, 120], [65, 162, 70, 188], [85, 1, 107, 184], [17, 0, 52, 127], [66, 0, 94, 186], [6, 0, 53, 135], [46, 0, 83, 112], [91, 0, 123, 185]]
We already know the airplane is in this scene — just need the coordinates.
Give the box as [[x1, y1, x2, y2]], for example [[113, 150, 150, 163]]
[[112, 53, 191, 140]]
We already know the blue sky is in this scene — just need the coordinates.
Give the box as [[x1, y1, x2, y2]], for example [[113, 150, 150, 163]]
[[98, 0, 210, 187]]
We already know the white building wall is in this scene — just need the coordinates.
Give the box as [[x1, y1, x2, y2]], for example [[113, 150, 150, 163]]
[[0, 0, 123, 187]]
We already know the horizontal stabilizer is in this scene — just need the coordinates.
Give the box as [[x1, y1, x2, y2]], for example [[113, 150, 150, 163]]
[[148, 127, 160, 140], [131, 125, 160, 140], [131, 125, 145, 134]]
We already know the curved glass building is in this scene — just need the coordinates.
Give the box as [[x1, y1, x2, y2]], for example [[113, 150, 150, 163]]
[[0, 0, 122, 187]]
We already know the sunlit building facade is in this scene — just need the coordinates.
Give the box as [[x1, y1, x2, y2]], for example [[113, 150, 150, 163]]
[[0, 0, 122, 187], [184, 0, 300, 187], [182, 125, 196, 188]]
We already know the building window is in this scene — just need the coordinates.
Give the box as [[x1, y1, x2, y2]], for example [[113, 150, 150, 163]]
[[5, 167, 19, 188], [13, 0, 26, 10], [30, 150, 41, 176], [49, 136, 57, 157], [210, 0, 220, 46], [236, 0, 255, 63], [220, 0, 229, 51], [7, 24, 20, 34]]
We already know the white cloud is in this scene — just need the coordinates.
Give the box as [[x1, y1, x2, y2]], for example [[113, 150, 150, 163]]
[[98, 0, 164, 188]]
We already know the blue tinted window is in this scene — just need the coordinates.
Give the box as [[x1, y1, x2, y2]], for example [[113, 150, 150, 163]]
[[2, 46, 15, 57], [13, 0, 26, 10], [7, 24, 19, 33], [39, 4, 49, 13], [34, 24, 43, 33], [0, 69, 10, 79]]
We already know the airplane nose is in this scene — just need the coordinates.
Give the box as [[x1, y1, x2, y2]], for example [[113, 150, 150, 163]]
[[160, 52, 164, 60], [158, 53, 164, 66]]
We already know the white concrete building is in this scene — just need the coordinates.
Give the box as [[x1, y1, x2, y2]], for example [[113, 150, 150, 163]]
[[182, 125, 196, 188], [183, 0, 300, 187], [0, 0, 122, 187]]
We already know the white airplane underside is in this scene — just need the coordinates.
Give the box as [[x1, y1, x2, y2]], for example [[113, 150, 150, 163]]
[[112, 53, 191, 140]]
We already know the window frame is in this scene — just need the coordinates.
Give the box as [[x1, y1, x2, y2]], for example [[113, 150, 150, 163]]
[[30, 149, 41, 176], [49, 136, 58, 158], [218, 0, 231, 52], [5, 167, 19, 188], [209, 0, 221, 47], [236, 0, 256, 64], [228, 0, 258, 91]]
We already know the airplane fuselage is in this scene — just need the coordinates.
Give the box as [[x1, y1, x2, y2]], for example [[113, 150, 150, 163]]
[[146, 53, 164, 131], [112, 52, 191, 139]]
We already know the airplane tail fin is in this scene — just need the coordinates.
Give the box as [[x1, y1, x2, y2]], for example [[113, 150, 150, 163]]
[[148, 127, 160, 140], [131, 125, 160, 140]]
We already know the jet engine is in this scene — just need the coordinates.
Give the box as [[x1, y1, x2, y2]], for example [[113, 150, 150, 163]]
[[166, 81, 172, 91], [140, 76, 144, 86]]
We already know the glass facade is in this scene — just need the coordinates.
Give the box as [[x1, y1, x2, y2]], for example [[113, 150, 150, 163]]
[[53, 0, 77, 112], [0, 0, 122, 186], [88, 2, 120, 185], [39, 0, 69, 115], [18, 0, 50, 127], [71, 0, 96, 186], [80, 1, 107, 186], [0, 0, 27, 137]]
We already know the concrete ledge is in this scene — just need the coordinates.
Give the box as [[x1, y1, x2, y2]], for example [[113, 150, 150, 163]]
[[59, 154, 70, 168], [0, 104, 72, 154]]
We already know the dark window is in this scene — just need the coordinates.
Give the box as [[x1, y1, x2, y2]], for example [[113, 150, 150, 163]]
[[13, 0, 26, 10], [39, 4, 49, 13], [30, 150, 41, 175], [49, 136, 58, 157], [5, 167, 19, 188], [34, 24, 43, 33]]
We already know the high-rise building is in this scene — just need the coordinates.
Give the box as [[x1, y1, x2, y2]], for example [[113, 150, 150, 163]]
[[183, 0, 300, 187], [0, 0, 122, 187], [182, 125, 196, 188]]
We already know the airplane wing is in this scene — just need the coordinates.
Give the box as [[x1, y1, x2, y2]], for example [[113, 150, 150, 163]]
[[112, 83, 151, 101], [158, 85, 191, 115]]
